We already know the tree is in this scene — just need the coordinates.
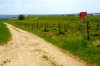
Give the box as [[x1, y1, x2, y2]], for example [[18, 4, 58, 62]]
[[18, 14, 25, 20]]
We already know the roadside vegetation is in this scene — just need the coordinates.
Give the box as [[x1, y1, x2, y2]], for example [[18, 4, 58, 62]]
[[0, 21, 11, 45], [7, 15, 100, 66]]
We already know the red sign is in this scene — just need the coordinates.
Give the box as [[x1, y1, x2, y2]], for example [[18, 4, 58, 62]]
[[78, 12, 87, 20]]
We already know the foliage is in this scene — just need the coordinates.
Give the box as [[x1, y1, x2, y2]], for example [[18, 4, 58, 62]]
[[18, 14, 25, 20]]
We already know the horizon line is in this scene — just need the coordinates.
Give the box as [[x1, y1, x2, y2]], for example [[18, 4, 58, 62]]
[[0, 12, 100, 15]]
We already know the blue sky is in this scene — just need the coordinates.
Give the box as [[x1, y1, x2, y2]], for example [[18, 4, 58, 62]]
[[0, 0, 99, 14]]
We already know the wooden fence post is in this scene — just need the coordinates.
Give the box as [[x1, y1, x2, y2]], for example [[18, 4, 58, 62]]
[[54, 23, 55, 30], [32, 23, 33, 29], [37, 22, 38, 30], [45, 22, 46, 31], [58, 22, 61, 34], [87, 20, 90, 41]]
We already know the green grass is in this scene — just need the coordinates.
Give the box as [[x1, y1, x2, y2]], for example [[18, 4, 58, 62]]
[[7, 15, 100, 66], [61, 37, 100, 65], [0, 22, 11, 45]]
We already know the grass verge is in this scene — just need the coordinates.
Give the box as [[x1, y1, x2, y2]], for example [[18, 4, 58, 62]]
[[0, 22, 11, 45]]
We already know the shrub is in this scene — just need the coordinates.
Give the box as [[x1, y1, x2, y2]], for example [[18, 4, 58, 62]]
[[18, 14, 25, 20]]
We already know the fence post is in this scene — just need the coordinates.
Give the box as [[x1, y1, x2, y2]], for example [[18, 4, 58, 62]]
[[52, 22, 53, 28], [44, 22, 47, 31], [32, 23, 33, 29], [87, 20, 90, 41], [40, 22, 43, 28], [58, 22, 61, 34], [47, 22, 48, 28], [37, 22, 38, 30], [54, 23, 55, 30]]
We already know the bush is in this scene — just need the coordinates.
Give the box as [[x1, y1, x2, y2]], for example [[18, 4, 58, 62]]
[[18, 14, 25, 20]]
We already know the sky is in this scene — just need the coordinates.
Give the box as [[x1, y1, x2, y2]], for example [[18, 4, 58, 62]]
[[0, 0, 99, 14]]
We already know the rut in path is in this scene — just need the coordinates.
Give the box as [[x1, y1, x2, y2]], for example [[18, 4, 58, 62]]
[[0, 23, 88, 66]]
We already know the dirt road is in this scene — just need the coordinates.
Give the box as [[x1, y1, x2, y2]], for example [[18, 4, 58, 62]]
[[0, 23, 87, 66]]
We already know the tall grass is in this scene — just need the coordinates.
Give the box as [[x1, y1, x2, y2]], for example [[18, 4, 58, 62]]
[[61, 37, 100, 65], [0, 22, 11, 45]]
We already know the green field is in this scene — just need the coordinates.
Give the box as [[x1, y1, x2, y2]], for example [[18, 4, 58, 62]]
[[0, 21, 11, 45], [8, 15, 100, 66]]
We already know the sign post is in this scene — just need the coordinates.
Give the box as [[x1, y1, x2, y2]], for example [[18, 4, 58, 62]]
[[78, 12, 87, 35]]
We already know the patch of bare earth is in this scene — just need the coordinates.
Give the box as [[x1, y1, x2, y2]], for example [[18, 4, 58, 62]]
[[0, 23, 89, 66]]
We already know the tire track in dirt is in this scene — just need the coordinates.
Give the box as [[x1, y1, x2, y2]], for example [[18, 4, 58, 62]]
[[0, 23, 88, 66]]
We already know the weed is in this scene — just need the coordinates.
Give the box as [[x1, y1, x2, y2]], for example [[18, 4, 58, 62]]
[[42, 55, 48, 60], [0, 60, 11, 66]]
